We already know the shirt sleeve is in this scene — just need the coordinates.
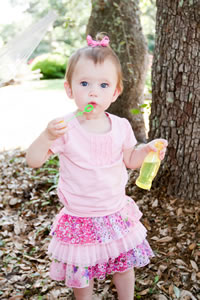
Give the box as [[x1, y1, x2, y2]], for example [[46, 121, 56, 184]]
[[122, 118, 137, 150], [50, 135, 67, 154]]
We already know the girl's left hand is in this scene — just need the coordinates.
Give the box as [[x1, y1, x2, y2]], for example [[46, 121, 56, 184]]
[[146, 139, 168, 160]]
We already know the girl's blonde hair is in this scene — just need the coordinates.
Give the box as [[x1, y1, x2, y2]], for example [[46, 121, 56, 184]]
[[65, 34, 123, 94]]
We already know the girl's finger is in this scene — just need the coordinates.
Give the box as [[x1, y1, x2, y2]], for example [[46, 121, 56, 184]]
[[148, 143, 158, 152], [55, 122, 67, 129], [56, 129, 68, 137], [158, 139, 168, 147], [160, 150, 165, 156], [57, 125, 68, 132], [154, 139, 168, 150], [159, 148, 166, 159], [53, 118, 66, 125]]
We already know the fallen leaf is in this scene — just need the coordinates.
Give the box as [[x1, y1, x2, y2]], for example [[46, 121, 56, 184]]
[[156, 236, 173, 243], [139, 288, 149, 295], [8, 296, 24, 300], [176, 259, 187, 266], [190, 260, 198, 271], [189, 243, 196, 250], [177, 223, 184, 231], [143, 218, 151, 230], [152, 199, 158, 207], [154, 294, 168, 300], [180, 290, 197, 300], [177, 207, 183, 216], [174, 285, 181, 298], [168, 284, 174, 295]]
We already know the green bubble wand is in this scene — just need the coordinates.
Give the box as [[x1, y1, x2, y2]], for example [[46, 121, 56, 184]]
[[60, 104, 94, 125]]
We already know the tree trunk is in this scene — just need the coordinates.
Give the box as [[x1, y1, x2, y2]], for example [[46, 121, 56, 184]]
[[149, 0, 200, 200], [87, 0, 148, 142]]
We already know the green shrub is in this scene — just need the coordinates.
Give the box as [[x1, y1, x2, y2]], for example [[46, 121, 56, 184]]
[[31, 53, 67, 79]]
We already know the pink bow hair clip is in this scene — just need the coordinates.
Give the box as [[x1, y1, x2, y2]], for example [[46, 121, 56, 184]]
[[87, 35, 110, 47]]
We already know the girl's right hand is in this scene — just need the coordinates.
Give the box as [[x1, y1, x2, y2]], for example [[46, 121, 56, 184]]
[[44, 118, 68, 141]]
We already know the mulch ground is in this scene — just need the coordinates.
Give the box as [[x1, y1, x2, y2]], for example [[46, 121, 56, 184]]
[[0, 149, 199, 300]]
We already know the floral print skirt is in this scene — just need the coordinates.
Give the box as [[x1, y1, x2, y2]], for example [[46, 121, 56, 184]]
[[48, 197, 154, 288]]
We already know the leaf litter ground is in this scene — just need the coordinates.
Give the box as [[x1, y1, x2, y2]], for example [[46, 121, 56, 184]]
[[0, 150, 199, 300]]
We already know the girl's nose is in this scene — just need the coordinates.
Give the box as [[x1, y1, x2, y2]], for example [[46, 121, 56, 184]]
[[89, 85, 98, 97]]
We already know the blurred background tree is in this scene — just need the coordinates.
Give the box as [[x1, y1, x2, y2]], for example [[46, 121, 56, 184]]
[[87, 0, 149, 142]]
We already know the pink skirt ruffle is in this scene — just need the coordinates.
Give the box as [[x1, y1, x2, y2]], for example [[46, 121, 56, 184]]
[[48, 197, 154, 288]]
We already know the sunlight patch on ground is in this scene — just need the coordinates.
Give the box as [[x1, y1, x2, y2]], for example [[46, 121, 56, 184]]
[[0, 80, 76, 151]]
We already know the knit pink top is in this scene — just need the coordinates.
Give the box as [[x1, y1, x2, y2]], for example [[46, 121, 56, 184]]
[[50, 112, 137, 217]]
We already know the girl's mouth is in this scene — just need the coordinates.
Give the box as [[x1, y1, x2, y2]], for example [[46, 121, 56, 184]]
[[88, 102, 97, 107]]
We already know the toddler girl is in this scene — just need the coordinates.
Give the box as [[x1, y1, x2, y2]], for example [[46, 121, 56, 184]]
[[26, 34, 168, 300]]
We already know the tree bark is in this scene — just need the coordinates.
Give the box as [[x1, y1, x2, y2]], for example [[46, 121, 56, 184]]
[[87, 0, 148, 142], [149, 0, 200, 200]]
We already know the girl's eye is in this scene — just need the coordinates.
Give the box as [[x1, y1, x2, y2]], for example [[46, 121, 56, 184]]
[[100, 83, 109, 88], [81, 81, 88, 87]]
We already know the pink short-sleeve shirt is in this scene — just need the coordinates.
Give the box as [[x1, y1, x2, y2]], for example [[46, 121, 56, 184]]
[[50, 112, 137, 217]]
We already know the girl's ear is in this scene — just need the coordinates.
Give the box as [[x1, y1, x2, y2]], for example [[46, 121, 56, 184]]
[[64, 81, 73, 99], [112, 88, 121, 103]]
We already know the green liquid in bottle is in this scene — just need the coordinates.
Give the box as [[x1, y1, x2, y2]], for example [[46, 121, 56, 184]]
[[136, 162, 160, 190]]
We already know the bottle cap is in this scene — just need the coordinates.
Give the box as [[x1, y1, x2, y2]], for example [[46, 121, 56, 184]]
[[155, 141, 164, 151]]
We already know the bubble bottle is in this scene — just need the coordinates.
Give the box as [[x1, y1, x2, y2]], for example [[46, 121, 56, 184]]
[[136, 141, 164, 190]]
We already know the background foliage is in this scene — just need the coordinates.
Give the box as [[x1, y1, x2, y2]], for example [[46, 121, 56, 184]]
[[0, 0, 156, 58], [0, 0, 91, 58], [139, 0, 156, 52], [31, 53, 67, 79]]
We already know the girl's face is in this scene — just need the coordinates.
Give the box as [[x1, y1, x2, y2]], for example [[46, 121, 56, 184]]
[[64, 57, 120, 118]]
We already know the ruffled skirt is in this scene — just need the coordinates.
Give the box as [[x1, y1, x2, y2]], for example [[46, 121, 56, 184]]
[[48, 197, 154, 288]]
